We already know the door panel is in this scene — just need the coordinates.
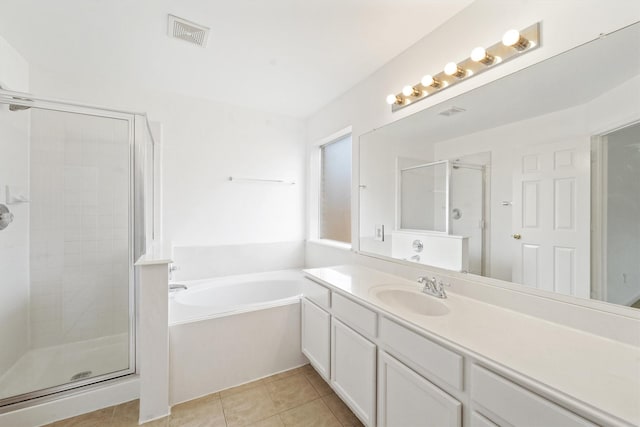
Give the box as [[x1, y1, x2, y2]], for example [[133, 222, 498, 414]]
[[512, 139, 590, 298]]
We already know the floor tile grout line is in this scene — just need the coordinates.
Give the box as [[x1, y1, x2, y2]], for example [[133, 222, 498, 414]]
[[317, 397, 344, 426], [321, 394, 360, 427], [263, 373, 320, 413]]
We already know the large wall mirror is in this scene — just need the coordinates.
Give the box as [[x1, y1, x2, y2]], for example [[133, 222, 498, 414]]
[[359, 22, 640, 309]]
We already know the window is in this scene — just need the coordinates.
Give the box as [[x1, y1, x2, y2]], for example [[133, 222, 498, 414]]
[[319, 134, 352, 243]]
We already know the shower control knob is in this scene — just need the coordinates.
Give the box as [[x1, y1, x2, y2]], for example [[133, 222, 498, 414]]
[[0, 204, 14, 230]]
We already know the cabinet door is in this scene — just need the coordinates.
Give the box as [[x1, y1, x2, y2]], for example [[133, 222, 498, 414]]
[[331, 317, 376, 426], [378, 351, 461, 427], [301, 298, 330, 380]]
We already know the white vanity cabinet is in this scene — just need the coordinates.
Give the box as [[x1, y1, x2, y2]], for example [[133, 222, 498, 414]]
[[301, 298, 331, 380], [331, 317, 377, 426], [302, 271, 614, 427], [378, 350, 462, 427]]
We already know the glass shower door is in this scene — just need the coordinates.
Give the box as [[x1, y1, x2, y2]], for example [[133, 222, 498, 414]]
[[0, 100, 136, 405], [399, 160, 449, 232]]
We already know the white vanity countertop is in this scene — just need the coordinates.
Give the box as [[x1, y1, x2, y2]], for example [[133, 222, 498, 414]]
[[303, 265, 640, 427]]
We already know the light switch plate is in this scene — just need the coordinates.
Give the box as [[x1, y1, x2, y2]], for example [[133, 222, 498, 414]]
[[374, 224, 384, 242]]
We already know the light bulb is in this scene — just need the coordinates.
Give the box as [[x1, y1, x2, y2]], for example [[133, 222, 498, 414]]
[[470, 47, 485, 62], [444, 62, 456, 75], [421, 74, 441, 89], [502, 29, 520, 46], [470, 46, 495, 65], [402, 85, 421, 97], [444, 62, 466, 78], [421, 75, 434, 86], [502, 29, 529, 51], [386, 94, 399, 105]]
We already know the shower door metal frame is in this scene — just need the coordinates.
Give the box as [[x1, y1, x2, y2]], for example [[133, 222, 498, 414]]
[[0, 89, 145, 409]]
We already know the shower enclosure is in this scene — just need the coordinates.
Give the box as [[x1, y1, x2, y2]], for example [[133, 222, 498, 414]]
[[398, 159, 486, 274], [449, 162, 486, 275], [0, 89, 154, 407]]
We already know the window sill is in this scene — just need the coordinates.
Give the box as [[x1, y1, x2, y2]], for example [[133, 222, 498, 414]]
[[307, 239, 352, 251]]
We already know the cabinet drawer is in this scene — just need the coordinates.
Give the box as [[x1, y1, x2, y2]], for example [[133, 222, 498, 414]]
[[471, 365, 597, 427], [302, 278, 330, 309], [379, 317, 463, 391], [332, 292, 377, 338]]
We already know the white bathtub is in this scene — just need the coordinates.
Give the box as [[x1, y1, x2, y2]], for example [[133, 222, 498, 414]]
[[168, 270, 308, 404], [169, 269, 304, 324]]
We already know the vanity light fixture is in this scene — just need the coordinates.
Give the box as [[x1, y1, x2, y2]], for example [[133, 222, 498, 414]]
[[386, 22, 540, 112], [444, 62, 467, 78]]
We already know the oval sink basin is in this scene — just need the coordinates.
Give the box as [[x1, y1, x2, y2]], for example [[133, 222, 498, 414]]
[[371, 286, 450, 317]]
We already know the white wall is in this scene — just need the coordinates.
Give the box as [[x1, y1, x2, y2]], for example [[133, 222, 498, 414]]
[[306, 0, 640, 251], [0, 33, 29, 92], [0, 34, 30, 377], [28, 73, 307, 274], [359, 131, 434, 256]]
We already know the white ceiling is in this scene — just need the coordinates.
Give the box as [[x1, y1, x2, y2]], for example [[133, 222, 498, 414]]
[[0, 0, 473, 118]]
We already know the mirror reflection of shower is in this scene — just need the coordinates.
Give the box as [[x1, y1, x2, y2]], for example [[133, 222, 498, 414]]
[[593, 121, 640, 308], [397, 153, 489, 275], [449, 153, 490, 276]]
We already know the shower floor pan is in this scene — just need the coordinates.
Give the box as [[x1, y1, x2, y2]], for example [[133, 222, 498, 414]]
[[0, 333, 129, 401]]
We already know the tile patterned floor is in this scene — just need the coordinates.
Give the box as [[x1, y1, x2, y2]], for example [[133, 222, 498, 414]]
[[45, 364, 363, 427]]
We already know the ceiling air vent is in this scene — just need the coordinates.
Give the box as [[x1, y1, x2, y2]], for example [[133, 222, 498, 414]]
[[438, 106, 466, 117], [168, 14, 210, 48]]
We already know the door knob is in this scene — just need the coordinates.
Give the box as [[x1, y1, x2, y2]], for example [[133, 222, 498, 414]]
[[512, 233, 522, 240]]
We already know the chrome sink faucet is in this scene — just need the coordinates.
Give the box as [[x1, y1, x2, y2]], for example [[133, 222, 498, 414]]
[[417, 276, 449, 299]]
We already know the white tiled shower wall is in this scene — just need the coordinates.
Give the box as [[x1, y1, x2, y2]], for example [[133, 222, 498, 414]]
[[29, 110, 130, 348], [0, 33, 30, 377]]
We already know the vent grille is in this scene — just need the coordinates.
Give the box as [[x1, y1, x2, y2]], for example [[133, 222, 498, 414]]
[[168, 14, 209, 48], [438, 106, 466, 117]]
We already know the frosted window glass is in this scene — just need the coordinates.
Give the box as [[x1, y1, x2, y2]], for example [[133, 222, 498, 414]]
[[320, 135, 352, 243]]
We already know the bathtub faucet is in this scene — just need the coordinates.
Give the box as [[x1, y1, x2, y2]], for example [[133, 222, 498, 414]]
[[169, 284, 188, 292]]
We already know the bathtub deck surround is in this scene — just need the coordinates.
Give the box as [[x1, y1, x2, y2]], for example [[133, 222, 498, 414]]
[[302, 265, 640, 427], [136, 254, 174, 424], [45, 364, 361, 426]]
